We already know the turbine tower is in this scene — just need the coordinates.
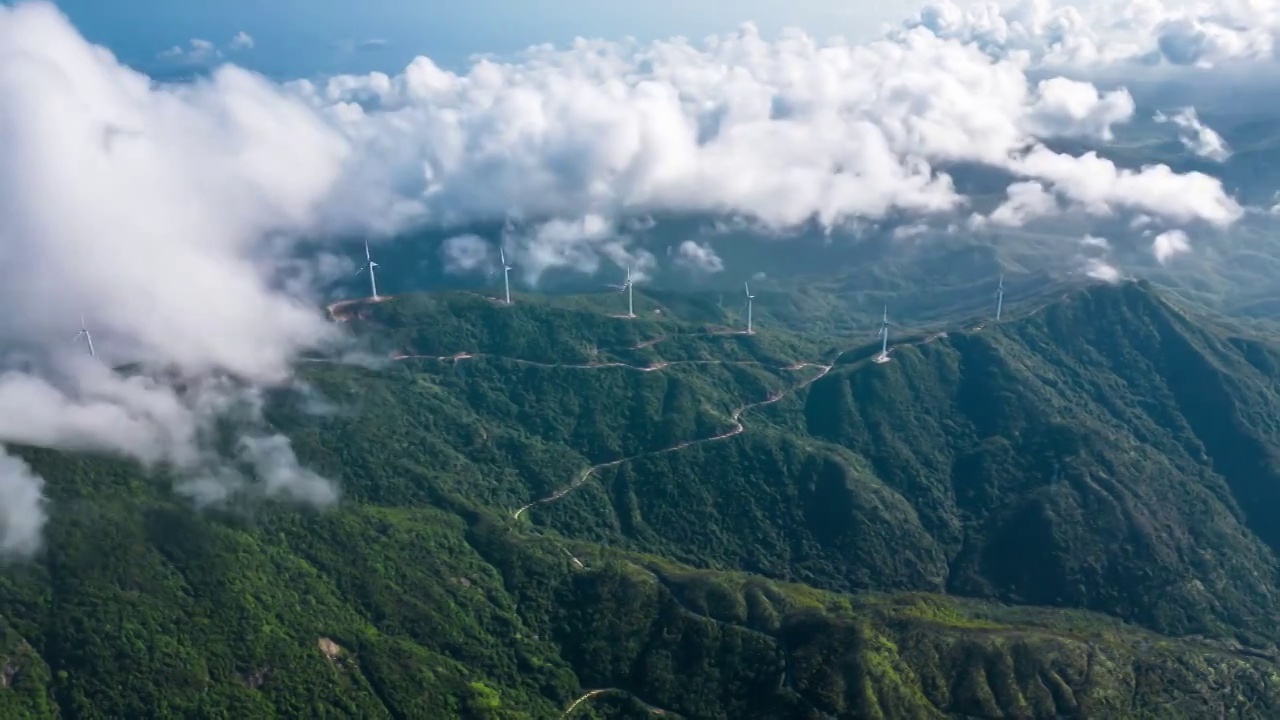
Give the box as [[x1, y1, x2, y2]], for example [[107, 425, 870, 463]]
[[744, 282, 755, 334], [74, 316, 95, 358], [355, 239, 379, 300], [874, 305, 891, 363], [500, 248, 513, 305], [995, 274, 1004, 321], [624, 266, 634, 318]]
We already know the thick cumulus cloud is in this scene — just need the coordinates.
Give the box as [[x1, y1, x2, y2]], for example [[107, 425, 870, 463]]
[[1023, 77, 1134, 139], [1152, 228, 1192, 263], [902, 0, 1280, 69], [286, 13, 1239, 265], [979, 181, 1060, 226], [0, 0, 346, 552]]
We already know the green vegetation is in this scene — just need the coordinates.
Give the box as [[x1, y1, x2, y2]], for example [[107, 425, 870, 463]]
[[7, 280, 1280, 717]]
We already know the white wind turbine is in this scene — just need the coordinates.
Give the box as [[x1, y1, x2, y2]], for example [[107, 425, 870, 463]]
[[995, 273, 1004, 321], [355, 239, 379, 300], [608, 266, 636, 318], [74, 316, 95, 358], [873, 305, 892, 363], [500, 247, 513, 305], [744, 282, 755, 334]]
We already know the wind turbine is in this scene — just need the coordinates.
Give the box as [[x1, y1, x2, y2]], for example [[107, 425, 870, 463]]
[[993, 272, 1003, 320], [500, 247, 513, 305], [609, 266, 635, 318], [744, 282, 755, 334], [74, 316, 95, 358], [355, 239, 379, 300], [874, 305, 892, 363], [993, 271, 1003, 319]]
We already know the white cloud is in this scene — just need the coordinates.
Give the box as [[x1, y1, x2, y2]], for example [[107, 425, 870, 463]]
[[335, 38, 391, 53], [159, 37, 220, 64], [1023, 77, 1134, 141], [1154, 107, 1231, 161], [1010, 146, 1240, 224], [441, 234, 493, 274], [1152, 228, 1192, 264], [600, 243, 656, 284], [982, 181, 1060, 226], [236, 434, 338, 506], [286, 16, 1238, 247], [1084, 257, 1123, 282], [901, 0, 1280, 69], [160, 31, 254, 63], [229, 31, 255, 52], [504, 215, 619, 283], [1076, 234, 1121, 283], [893, 221, 932, 239], [0, 449, 45, 559], [0, 2, 346, 550], [675, 240, 725, 273]]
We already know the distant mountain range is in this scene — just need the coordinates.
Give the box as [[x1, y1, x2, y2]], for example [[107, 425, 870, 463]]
[[331, 110, 1280, 329]]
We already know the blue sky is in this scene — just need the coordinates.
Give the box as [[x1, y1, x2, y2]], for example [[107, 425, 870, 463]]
[[42, 0, 922, 79]]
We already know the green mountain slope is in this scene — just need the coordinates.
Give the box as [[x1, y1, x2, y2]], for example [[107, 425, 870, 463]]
[[5, 281, 1280, 718], [802, 281, 1280, 639]]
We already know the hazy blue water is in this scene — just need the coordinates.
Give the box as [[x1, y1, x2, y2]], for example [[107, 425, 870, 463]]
[[36, 0, 921, 79]]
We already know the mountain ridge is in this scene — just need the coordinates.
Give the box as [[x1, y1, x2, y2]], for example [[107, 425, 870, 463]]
[[6, 278, 1280, 717]]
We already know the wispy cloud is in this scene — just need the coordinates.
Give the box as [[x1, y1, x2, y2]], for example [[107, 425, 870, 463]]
[[158, 37, 219, 64], [1154, 107, 1231, 162], [158, 31, 254, 64], [334, 38, 391, 53], [229, 31, 255, 51]]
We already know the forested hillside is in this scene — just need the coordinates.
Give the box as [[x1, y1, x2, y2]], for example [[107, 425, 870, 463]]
[[6, 280, 1280, 718]]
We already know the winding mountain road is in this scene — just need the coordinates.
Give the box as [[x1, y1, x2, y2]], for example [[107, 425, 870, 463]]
[[392, 351, 814, 375], [561, 687, 681, 718], [512, 361, 832, 520], [370, 329, 947, 520]]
